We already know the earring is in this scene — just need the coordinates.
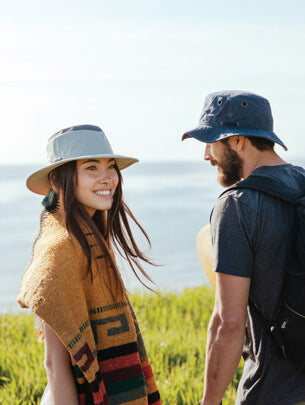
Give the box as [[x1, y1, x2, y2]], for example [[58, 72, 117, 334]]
[[42, 189, 60, 213]]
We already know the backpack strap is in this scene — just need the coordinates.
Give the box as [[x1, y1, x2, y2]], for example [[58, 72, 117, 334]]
[[219, 175, 299, 205]]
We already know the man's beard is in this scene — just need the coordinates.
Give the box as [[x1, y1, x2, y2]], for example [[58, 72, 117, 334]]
[[211, 143, 243, 187]]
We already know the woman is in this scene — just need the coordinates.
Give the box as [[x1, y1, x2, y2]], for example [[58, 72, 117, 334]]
[[17, 125, 161, 405]]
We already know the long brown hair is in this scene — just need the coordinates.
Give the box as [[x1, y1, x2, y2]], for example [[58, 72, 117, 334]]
[[50, 160, 155, 295]]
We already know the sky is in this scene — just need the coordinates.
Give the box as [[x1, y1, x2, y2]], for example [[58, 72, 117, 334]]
[[1, 0, 305, 164]]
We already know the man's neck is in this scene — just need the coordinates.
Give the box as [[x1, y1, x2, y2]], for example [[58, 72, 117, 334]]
[[242, 150, 287, 179]]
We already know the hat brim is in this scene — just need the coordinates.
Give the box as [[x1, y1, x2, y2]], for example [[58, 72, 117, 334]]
[[26, 154, 138, 195], [182, 126, 288, 151]]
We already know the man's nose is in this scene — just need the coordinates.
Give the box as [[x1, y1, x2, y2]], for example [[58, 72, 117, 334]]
[[204, 144, 211, 160]]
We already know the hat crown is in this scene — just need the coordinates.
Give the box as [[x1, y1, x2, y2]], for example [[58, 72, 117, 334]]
[[199, 91, 273, 132], [47, 125, 114, 164]]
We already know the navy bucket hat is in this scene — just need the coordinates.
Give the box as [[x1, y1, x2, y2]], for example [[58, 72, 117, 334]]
[[182, 90, 287, 150]]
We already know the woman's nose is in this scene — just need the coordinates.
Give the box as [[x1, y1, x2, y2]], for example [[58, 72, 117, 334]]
[[97, 169, 112, 182]]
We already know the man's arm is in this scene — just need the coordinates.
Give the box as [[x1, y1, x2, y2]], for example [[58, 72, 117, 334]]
[[200, 272, 250, 405]]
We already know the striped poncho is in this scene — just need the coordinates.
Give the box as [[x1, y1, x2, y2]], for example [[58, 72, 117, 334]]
[[17, 200, 161, 405]]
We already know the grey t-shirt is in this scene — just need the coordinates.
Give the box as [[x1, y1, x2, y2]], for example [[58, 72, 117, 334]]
[[210, 164, 305, 405]]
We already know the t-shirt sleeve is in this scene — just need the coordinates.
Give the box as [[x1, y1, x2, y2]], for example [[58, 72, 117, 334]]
[[210, 192, 258, 278]]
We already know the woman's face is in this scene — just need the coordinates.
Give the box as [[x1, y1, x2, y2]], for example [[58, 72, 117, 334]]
[[75, 158, 119, 216]]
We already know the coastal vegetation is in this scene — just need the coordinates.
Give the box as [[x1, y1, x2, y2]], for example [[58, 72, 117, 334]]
[[0, 286, 242, 404]]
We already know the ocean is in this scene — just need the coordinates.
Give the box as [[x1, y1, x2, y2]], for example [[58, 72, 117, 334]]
[[1, 159, 303, 313]]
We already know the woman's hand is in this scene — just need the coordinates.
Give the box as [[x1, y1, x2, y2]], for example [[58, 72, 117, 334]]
[[44, 322, 79, 405]]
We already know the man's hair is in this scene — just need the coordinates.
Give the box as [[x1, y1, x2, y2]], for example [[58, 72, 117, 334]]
[[221, 136, 274, 151], [245, 136, 274, 151]]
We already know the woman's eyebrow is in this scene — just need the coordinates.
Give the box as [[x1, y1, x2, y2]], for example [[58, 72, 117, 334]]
[[81, 159, 100, 164], [81, 158, 115, 164]]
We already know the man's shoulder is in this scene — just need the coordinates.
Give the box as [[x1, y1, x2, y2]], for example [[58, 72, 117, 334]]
[[215, 186, 260, 214], [211, 188, 259, 234], [250, 163, 305, 195]]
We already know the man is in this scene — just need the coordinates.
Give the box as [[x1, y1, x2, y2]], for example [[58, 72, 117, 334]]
[[182, 90, 305, 405]]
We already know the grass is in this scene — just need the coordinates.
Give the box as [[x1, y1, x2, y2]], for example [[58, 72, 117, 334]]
[[0, 286, 243, 404]]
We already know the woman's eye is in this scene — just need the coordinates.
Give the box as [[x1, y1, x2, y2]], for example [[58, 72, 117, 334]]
[[109, 164, 116, 169], [86, 165, 96, 170]]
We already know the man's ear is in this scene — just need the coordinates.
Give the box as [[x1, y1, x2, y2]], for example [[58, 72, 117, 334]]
[[229, 136, 246, 153]]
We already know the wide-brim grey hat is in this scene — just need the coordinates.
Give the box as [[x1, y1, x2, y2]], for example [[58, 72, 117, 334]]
[[182, 90, 287, 150], [27, 124, 139, 195]]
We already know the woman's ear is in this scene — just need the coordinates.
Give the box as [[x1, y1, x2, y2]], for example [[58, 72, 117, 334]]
[[49, 171, 59, 193]]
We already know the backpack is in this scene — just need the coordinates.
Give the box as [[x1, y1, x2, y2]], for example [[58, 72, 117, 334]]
[[220, 174, 305, 367]]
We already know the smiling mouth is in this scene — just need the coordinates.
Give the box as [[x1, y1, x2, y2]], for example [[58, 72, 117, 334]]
[[94, 190, 111, 196]]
